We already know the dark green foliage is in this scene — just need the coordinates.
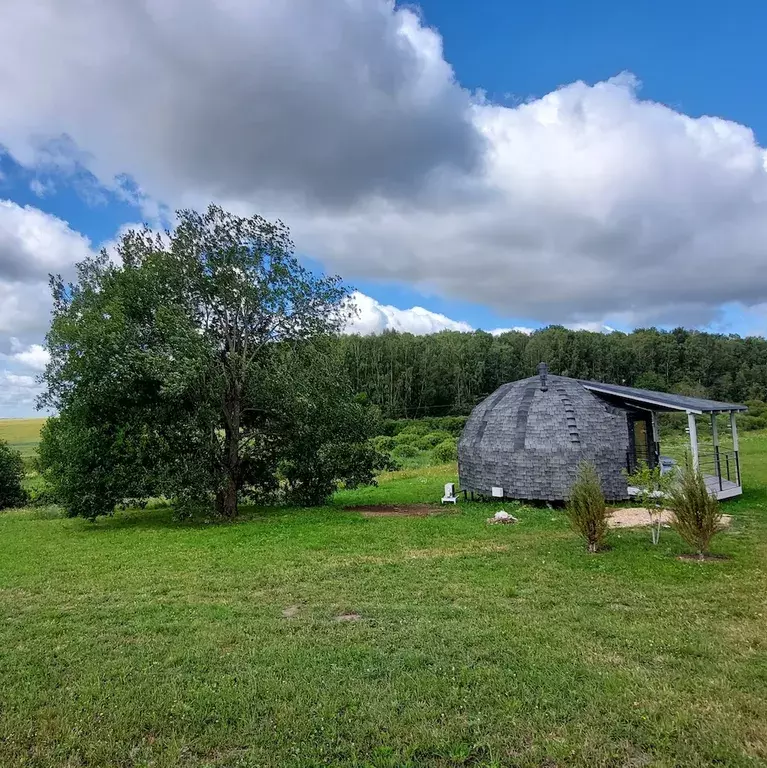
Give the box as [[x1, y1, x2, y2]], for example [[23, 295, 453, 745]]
[[271, 341, 389, 507], [432, 438, 458, 463], [739, 401, 767, 431], [0, 440, 27, 510], [372, 435, 396, 453], [669, 463, 724, 558], [417, 430, 453, 450], [566, 462, 609, 553], [338, 326, 767, 418], [380, 416, 468, 437], [38, 205, 385, 519], [393, 431, 422, 446], [393, 443, 419, 459]]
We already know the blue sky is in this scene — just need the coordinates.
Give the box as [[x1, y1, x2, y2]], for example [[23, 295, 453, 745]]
[[1, 0, 767, 414]]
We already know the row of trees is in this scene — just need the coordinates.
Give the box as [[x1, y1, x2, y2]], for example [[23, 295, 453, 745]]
[[337, 325, 767, 418]]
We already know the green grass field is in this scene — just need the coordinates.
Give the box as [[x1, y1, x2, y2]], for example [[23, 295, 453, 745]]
[[1, 429, 767, 766]]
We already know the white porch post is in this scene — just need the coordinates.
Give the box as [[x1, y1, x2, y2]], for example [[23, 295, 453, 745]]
[[687, 411, 699, 471], [730, 410, 740, 486]]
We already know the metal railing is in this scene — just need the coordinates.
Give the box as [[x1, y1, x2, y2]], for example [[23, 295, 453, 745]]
[[697, 449, 741, 490]]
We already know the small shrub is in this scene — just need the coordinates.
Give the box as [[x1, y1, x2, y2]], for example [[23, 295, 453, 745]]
[[432, 439, 458, 463], [380, 416, 468, 438], [739, 414, 767, 431], [625, 462, 675, 545], [566, 462, 609, 553], [669, 463, 724, 559], [392, 443, 419, 459], [0, 440, 28, 510], [417, 430, 453, 450], [398, 421, 431, 437], [26, 483, 59, 508], [372, 435, 396, 453]]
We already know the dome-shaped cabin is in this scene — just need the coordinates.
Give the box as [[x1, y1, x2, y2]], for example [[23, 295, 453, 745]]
[[458, 364, 631, 501]]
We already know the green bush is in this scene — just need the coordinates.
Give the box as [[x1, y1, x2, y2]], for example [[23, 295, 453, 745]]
[[740, 414, 767, 431], [426, 416, 468, 436], [394, 431, 422, 446], [392, 443, 419, 459], [417, 430, 453, 450], [669, 463, 724, 558], [566, 462, 609, 553], [380, 416, 468, 438], [398, 422, 432, 437], [372, 435, 396, 453], [432, 439, 458, 463], [0, 440, 28, 510]]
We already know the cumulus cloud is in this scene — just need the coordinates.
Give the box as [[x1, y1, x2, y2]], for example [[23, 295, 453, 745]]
[[346, 291, 473, 335], [0, 2, 766, 333], [9, 339, 50, 371], [491, 327, 535, 336], [0, 370, 43, 415], [298, 74, 767, 327], [0, 201, 93, 355], [0, 0, 478, 208], [0, 200, 92, 283]]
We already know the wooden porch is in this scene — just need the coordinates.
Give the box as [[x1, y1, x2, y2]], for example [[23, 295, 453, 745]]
[[579, 379, 746, 501]]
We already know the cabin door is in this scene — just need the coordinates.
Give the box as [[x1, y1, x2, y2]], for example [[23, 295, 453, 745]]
[[628, 415, 654, 471]]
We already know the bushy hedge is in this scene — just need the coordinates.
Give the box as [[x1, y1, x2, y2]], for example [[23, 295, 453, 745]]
[[432, 438, 458, 463], [417, 430, 453, 450], [372, 435, 396, 453], [392, 443, 419, 459], [0, 440, 28, 510], [380, 416, 468, 438]]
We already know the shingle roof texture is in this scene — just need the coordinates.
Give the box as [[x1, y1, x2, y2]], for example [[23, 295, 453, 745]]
[[458, 375, 630, 501]]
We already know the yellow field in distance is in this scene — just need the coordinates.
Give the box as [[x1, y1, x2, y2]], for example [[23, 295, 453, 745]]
[[0, 418, 46, 457]]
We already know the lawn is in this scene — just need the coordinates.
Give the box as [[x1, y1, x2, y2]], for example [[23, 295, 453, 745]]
[[1, 437, 767, 766]]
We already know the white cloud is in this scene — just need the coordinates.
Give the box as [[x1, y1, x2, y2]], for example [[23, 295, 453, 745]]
[[9, 340, 50, 371], [0, 201, 93, 367], [0, 200, 92, 284], [346, 291, 472, 335], [0, 2, 766, 333], [297, 74, 767, 327], [490, 327, 536, 336], [566, 322, 618, 334], [0, 0, 478, 208], [29, 178, 55, 198], [0, 369, 42, 414]]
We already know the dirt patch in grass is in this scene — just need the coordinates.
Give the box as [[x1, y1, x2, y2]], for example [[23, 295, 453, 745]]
[[334, 612, 362, 622], [608, 507, 732, 529], [677, 553, 730, 563], [348, 504, 449, 517]]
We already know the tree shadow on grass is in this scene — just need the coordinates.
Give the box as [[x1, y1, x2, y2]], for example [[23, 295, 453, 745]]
[[71, 501, 348, 534]]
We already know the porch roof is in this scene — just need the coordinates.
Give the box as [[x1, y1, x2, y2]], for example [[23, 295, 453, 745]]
[[578, 380, 748, 415]]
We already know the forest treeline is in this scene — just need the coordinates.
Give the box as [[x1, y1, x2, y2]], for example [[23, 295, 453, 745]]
[[338, 326, 767, 418]]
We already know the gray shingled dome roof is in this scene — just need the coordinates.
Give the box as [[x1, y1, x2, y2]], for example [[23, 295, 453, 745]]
[[458, 373, 630, 501]]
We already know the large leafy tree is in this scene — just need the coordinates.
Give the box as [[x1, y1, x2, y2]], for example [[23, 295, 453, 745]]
[[39, 205, 384, 519]]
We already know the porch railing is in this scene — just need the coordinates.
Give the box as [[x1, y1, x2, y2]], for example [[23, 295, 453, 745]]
[[697, 449, 741, 490]]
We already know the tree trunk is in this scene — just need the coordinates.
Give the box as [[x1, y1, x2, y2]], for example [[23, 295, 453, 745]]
[[216, 387, 241, 520]]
